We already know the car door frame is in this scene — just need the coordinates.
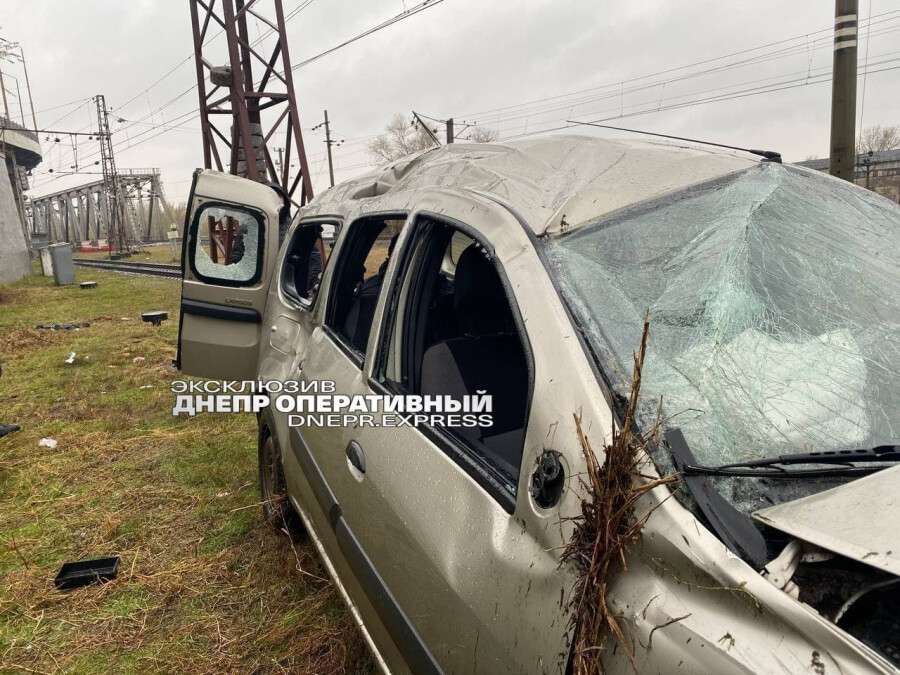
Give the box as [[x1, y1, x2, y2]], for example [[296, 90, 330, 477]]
[[270, 205, 430, 672], [326, 189, 609, 673], [176, 169, 287, 380], [276, 189, 618, 673], [258, 212, 344, 456], [366, 209, 536, 512]]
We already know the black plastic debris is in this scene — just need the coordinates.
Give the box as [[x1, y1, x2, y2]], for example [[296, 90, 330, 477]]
[[0, 423, 20, 438], [79, 281, 98, 289], [54, 557, 120, 590], [141, 311, 168, 327], [35, 322, 90, 331]]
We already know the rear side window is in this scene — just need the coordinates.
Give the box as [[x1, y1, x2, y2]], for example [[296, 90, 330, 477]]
[[325, 216, 404, 358], [280, 220, 339, 306], [376, 216, 531, 496], [189, 203, 264, 286]]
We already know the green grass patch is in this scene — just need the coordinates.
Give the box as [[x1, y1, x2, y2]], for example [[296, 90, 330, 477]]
[[0, 269, 370, 673]]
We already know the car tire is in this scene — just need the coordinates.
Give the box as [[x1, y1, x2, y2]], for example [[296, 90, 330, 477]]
[[258, 429, 305, 537]]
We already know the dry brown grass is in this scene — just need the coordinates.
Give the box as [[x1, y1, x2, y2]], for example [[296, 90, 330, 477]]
[[562, 317, 677, 674], [0, 269, 371, 674]]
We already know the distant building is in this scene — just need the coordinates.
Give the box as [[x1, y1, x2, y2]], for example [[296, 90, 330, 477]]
[[796, 149, 900, 204], [0, 117, 42, 283]]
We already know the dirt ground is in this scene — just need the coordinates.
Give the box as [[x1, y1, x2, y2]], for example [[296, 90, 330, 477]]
[[0, 267, 371, 673]]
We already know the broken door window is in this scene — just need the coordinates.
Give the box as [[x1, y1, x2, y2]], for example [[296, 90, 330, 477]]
[[281, 221, 340, 305], [191, 205, 262, 284]]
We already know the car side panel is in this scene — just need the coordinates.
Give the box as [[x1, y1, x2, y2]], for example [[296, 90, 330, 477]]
[[336, 192, 615, 673], [280, 435, 411, 674], [257, 211, 414, 672]]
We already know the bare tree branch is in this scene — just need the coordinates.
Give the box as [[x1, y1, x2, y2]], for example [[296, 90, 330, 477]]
[[857, 125, 900, 155], [462, 126, 498, 143], [367, 113, 438, 163]]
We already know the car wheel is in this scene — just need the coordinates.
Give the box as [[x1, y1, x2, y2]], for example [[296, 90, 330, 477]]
[[258, 430, 304, 537]]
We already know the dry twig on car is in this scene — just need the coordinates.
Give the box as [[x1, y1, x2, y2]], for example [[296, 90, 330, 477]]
[[562, 315, 677, 674]]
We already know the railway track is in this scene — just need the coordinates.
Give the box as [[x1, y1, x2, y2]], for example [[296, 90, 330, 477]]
[[73, 258, 182, 278]]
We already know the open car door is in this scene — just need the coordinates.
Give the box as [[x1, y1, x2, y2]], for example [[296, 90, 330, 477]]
[[176, 169, 286, 380]]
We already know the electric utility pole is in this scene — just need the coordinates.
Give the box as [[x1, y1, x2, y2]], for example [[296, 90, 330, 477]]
[[313, 110, 341, 187], [323, 110, 335, 187], [0, 70, 9, 119], [95, 94, 129, 255], [411, 111, 441, 147], [829, 0, 858, 181], [20, 47, 38, 131]]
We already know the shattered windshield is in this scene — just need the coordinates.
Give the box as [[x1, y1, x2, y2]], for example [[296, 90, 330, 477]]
[[545, 163, 900, 511]]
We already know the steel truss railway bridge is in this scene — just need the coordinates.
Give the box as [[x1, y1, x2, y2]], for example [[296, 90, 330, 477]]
[[29, 168, 177, 245]]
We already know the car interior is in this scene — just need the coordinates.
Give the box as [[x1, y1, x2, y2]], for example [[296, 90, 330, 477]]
[[311, 214, 530, 483], [326, 217, 403, 353], [281, 222, 326, 303], [385, 218, 531, 483]]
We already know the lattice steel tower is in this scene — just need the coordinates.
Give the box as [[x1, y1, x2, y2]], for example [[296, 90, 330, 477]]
[[94, 94, 129, 253], [188, 0, 313, 207]]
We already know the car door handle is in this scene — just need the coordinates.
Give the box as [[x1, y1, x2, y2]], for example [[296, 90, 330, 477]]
[[346, 440, 366, 474]]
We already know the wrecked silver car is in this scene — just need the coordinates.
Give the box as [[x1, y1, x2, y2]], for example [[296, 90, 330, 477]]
[[176, 136, 900, 673]]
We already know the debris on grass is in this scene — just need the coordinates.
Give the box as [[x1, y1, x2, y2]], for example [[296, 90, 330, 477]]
[[54, 556, 120, 590], [133, 356, 146, 364], [38, 437, 58, 449], [65, 351, 77, 364], [141, 311, 169, 327], [562, 315, 677, 674], [1, 270, 370, 671], [0, 423, 21, 438], [35, 322, 90, 330]]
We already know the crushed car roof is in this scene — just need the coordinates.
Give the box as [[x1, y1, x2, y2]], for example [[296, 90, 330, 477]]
[[307, 135, 758, 235]]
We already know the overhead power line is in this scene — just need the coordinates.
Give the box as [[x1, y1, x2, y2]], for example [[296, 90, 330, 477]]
[[30, 4, 900, 192], [485, 43, 900, 135], [292, 0, 448, 71], [32, 96, 93, 116], [120, 6, 898, 161], [500, 62, 900, 143], [455, 9, 900, 119], [35, 0, 452, 180], [567, 121, 782, 161], [0, 126, 99, 136], [115, 0, 321, 116], [44, 97, 94, 130]]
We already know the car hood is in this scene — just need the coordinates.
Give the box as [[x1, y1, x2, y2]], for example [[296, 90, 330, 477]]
[[752, 464, 900, 576]]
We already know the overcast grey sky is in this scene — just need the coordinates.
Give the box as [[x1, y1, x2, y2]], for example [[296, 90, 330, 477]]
[[3, 0, 899, 207]]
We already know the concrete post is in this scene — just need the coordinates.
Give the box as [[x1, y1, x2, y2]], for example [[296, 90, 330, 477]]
[[0, 148, 31, 282], [829, 0, 859, 181]]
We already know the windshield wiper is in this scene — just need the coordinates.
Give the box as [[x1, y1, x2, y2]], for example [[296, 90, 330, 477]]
[[665, 431, 898, 571], [665, 428, 769, 568], [682, 445, 900, 479]]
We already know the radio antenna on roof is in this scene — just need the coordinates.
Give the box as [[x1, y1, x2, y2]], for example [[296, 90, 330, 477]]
[[566, 120, 782, 163]]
